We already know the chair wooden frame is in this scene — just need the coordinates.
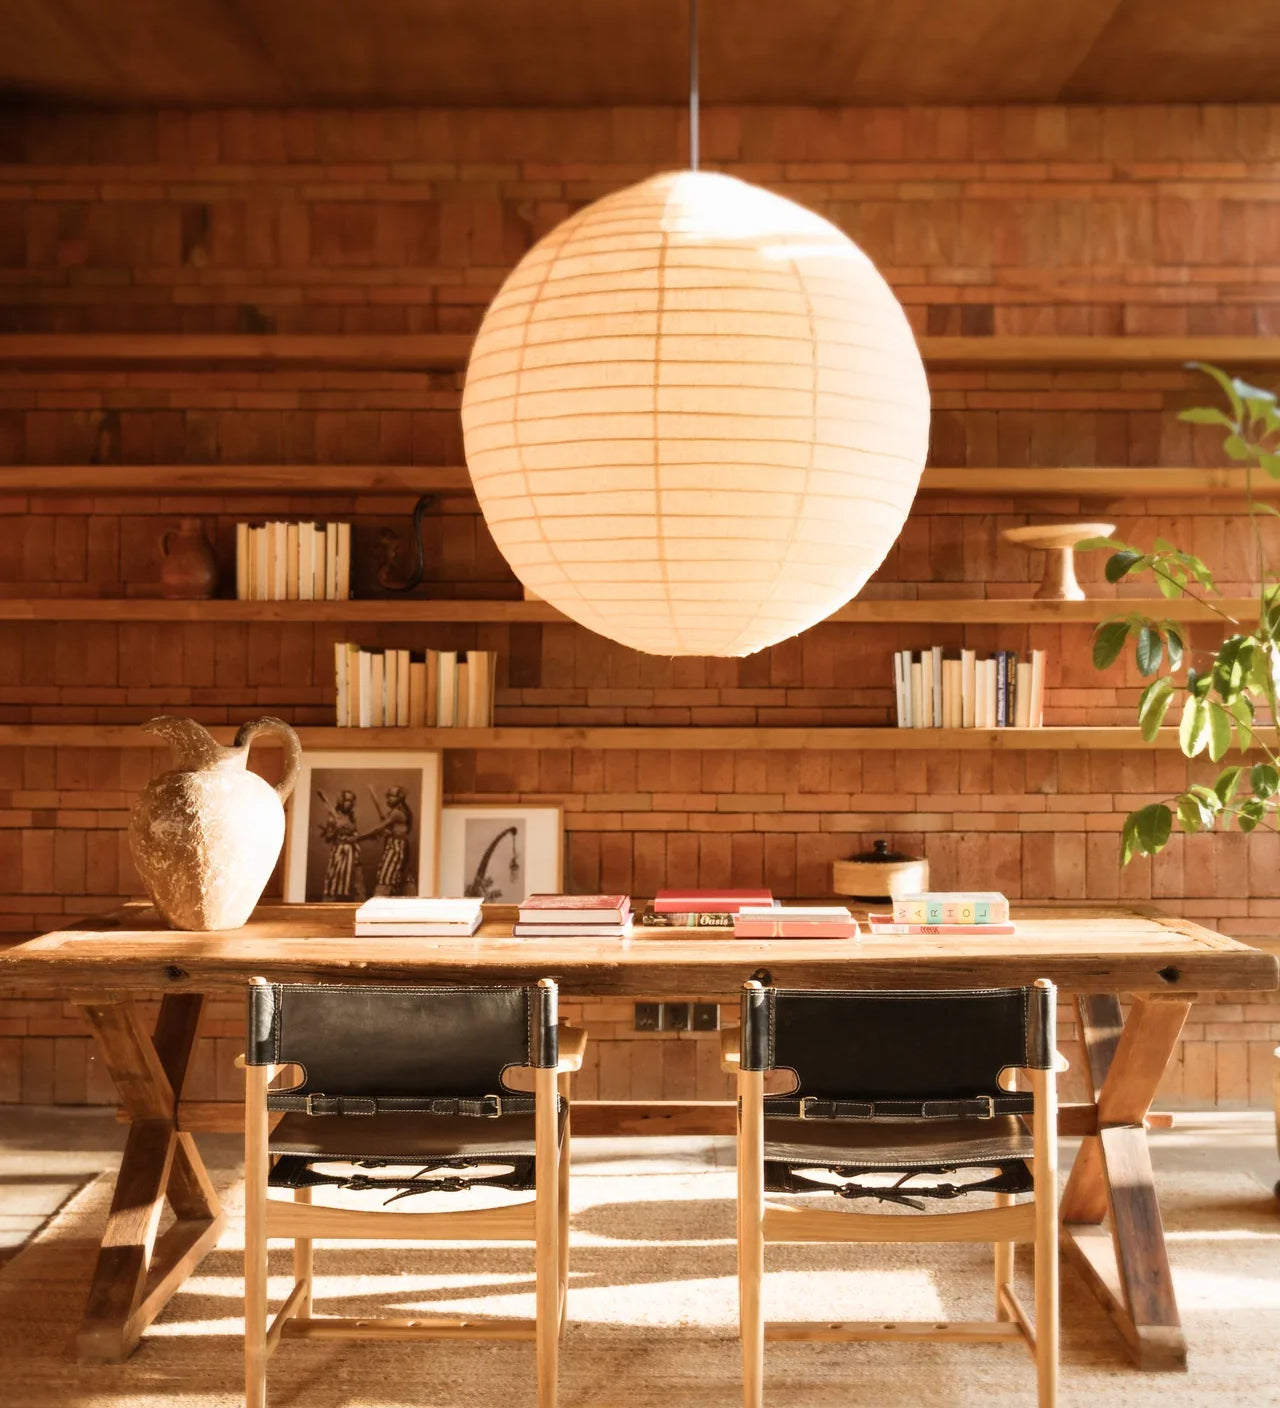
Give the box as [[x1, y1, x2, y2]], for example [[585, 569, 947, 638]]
[[724, 978, 1059, 1408], [241, 977, 584, 1408]]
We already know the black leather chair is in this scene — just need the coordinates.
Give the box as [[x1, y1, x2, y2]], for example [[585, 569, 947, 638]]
[[723, 979, 1059, 1408], [241, 977, 584, 1408]]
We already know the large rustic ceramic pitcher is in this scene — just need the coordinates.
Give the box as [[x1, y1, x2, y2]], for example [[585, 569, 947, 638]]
[[129, 716, 302, 930]]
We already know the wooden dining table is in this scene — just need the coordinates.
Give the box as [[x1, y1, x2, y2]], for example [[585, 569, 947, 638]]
[[2, 898, 1275, 1373]]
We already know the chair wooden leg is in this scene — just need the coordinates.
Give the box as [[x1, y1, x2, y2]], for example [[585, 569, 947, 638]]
[[738, 1068, 765, 1408], [1032, 1056, 1059, 1407], [294, 1187, 313, 1319], [244, 1063, 269, 1408], [993, 1190, 1016, 1319], [535, 1062, 559, 1408], [557, 1076, 571, 1333]]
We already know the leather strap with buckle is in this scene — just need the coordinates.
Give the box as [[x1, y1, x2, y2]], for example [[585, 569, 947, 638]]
[[766, 1093, 1030, 1121], [267, 1092, 534, 1118]]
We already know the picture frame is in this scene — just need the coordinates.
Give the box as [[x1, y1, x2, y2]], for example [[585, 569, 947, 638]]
[[283, 750, 442, 903], [438, 803, 564, 904]]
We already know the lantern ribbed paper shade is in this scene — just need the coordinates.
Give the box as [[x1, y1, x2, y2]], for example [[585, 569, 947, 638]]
[[461, 169, 930, 657]]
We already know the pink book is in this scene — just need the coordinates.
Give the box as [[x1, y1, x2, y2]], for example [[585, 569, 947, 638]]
[[733, 918, 860, 940], [653, 888, 773, 914], [867, 914, 1017, 936]]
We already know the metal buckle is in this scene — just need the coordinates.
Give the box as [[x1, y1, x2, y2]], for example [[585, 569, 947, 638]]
[[798, 1096, 818, 1120], [975, 1095, 996, 1119], [303, 1094, 375, 1116], [481, 1094, 503, 1118], [304, 1093, 332, 1116]]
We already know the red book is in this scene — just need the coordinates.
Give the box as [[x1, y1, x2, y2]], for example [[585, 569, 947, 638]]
[[518, 894, 630, 924], [653, 888, 773, 914]]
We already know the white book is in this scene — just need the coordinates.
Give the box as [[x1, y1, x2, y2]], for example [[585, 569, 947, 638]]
[[337, 522, 351, 600], [356, 896, 482, 924], [315, 524, 327, 601], [893, 650, 906, 727], [334, 641, 348, 726], [910, 659, 924, 729], [358, 650, 374, 729], [371, 652, 386, 728], [408, 659, 426, 728], [285, 523, 300, 600], [384, 649, 399, 727], [1015, 661, 1033, 729], [254, 526, 269, 601], [974, 658, 987, 731], [438, 651, 457, 727], [271, 522, 288, 600], [1029, 648, 1047, 728], [961, 648, 976, 728], [235, 523, 249, 600], [298, 524, 315, 601], [983, 658, 998, 728], [325, 524, 339, 601], [901, 651, 913, 727], [466, 650, 485, 729], [397, 648, 411, 726], [931, 645, 943, 728]]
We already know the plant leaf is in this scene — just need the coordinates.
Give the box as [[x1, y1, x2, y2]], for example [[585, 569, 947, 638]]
[[1207, 702, 1233, 761], [1075, 536, 1120, 553], [1104, 550, 1144, 583], [1176, 793, 1208, 833], [1165, 627, 1184, 671], [1133, 802, 1173, 856], [1137, 676, 1174, 741], [1092, 619, 1131, 670], [1179, 694, 1209, 757], [1178, 406, 1236, 427], [1135, 625, 1163, 677], [1214, 765, 1244, 805], [1250, 762, 1279, 799], [1188, 362, 1243, 419]]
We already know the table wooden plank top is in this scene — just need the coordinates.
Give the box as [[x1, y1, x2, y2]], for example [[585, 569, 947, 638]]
[[2, 901, 1275, 998]]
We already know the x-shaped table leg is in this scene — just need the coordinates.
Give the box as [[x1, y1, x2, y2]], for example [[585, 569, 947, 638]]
[[73, 991, 224, 1362], [1059, 992, 1192, 1371]]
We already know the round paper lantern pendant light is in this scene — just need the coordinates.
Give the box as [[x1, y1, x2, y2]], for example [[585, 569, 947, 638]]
[[461, 170, 929, 657]]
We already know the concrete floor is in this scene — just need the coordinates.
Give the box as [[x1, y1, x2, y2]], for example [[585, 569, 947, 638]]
[[0, 1105, 1276, 1267]]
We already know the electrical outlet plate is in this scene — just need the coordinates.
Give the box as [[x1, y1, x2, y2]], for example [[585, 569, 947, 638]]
[[692, 1003, 720, 1031], [664, 1001, 692, 1032], [634, 1002, 662, 1032]]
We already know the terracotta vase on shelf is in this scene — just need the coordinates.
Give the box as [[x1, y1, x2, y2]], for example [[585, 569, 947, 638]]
[[128, 716, 302, 931], [159, 517, 218, 599]]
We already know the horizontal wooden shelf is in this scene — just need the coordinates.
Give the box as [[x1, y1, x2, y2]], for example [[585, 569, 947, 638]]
[[2, 464, 1272, 499], [0, 333, 472, 371], [0, 465, 475, 495], [0, 596, 1258, 626], [0, 724, 1252, 752], [0, 333, 1278, 373]]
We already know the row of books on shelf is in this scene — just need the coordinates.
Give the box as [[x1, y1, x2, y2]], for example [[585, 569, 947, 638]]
[[333, 644, 497, 728], [893, 648, 1046, 729], [235, 521, 352, 601], [351, 889, 1015, 940]]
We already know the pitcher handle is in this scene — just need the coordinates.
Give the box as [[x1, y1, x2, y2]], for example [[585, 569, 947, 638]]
[[234, 717, 302, 803]]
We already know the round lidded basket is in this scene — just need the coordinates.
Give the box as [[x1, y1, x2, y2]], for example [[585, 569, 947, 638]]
[[832, 838, 929, 901]]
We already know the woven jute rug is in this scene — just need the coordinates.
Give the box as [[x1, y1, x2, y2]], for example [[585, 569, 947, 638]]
[[2, 1158, 1278, 1408]]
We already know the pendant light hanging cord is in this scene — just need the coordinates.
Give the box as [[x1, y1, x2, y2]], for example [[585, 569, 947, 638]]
[[689, 0, 699, 170]]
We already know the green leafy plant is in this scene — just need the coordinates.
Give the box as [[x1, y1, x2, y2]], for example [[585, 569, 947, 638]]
[[1083, 363, 1280, 863]]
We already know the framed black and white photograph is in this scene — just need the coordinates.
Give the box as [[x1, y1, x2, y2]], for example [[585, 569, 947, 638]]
[[283, 750, 442, 903], [438, 804, 563, 903]]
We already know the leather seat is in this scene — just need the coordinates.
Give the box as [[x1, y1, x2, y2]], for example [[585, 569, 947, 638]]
[[269, 1107, 566, 1164], [763, 1113, 1033, 1171]]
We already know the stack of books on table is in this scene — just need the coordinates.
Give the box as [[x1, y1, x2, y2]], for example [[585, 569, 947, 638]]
[[732, 905, 860, 940], [353, 896, 483, 937], [334, 645, 497, 728], [893, 647, 1046, 728], [513, 894, 632, 939], [641, 888, 774, 928], [866, 891, 1014, 936], [236, 521, 351, 600]]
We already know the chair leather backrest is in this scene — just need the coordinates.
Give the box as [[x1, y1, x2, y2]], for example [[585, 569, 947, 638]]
[[740, 985, 1051, 1101], [245, 982, 557, 1097]]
